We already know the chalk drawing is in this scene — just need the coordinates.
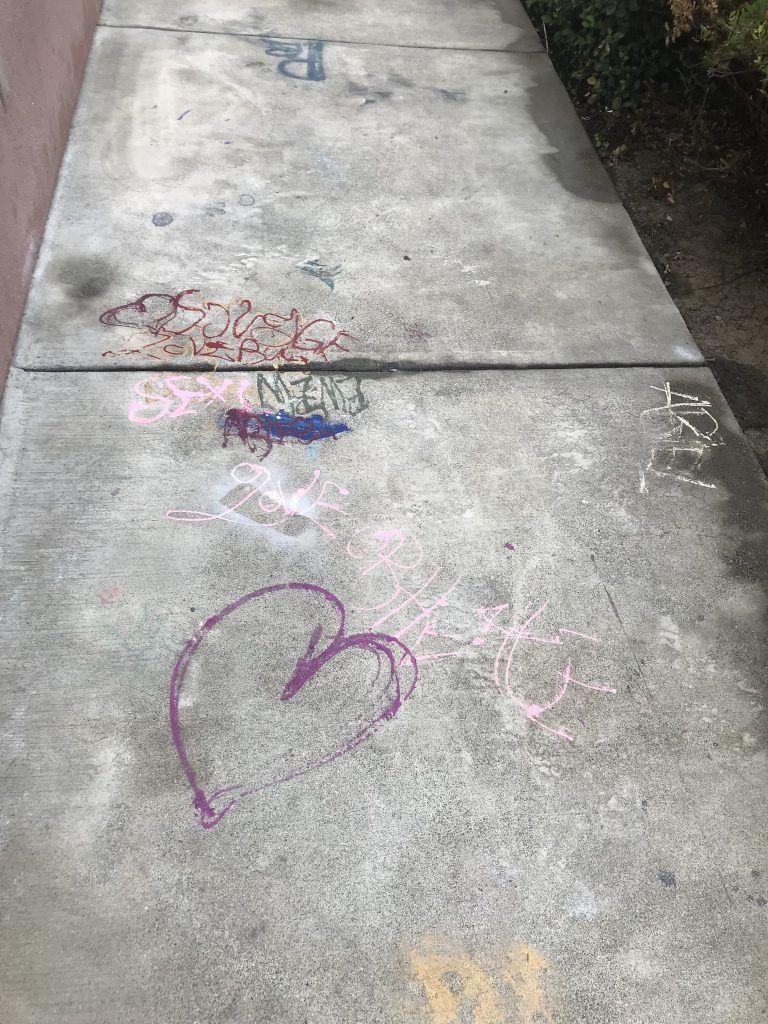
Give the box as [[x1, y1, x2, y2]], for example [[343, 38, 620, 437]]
[[344, 527, 614, 735], [102, 605, 179, 663], [410, 942, 555, 1024], [411, 950, 503, 1024], [101, 289, 354, 365], [346, 526, 466, 665], [170, 582, 417, 828], [640, 381, 723, 493], [167, 465, 615, 739], [167, 464, 350, 540], [478, 600, 616, 741], [299, 258, 342, 290], [503, 945, 556, 1024], [127, 371, 368, 426], [262, 38, 325, 82], [221, 408, 349, 457], [405, 324, 433, 342], [254, 371, 368, 420], [128, 374, 248, 423]]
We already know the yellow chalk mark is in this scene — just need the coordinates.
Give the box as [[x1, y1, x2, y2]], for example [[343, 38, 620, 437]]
[[410, 950, 504, 1024], [503, 944, 555, 1024]]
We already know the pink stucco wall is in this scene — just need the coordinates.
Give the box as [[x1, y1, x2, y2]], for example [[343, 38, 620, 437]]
[[0, 0, 101, 393]]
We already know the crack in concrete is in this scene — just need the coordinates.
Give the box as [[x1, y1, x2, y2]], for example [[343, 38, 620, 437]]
[[97, 21, 544, 54]]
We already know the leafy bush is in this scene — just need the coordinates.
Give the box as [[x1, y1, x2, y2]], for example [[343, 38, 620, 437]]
[[524, 0, 696, 110], [702, 0, 768, 75], [525, 0, 768, 122], [703, 1, 768, 121], [668, 0, 719, 42]]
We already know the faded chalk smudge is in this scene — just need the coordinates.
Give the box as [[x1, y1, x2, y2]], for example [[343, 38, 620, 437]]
[[299, 258, 342, 290]]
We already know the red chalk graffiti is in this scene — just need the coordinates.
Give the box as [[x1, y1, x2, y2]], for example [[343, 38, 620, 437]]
[[100, 289, 354, 365]]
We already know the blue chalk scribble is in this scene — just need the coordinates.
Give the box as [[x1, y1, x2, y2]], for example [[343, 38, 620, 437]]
[[299, 258, 342, 290], [221, 408, 349, 458]]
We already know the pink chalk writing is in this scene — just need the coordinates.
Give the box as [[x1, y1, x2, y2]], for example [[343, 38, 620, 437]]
[[166, 464, 350, 539], [127, 371, 368, 425], [343, 530, 616, 734], [169, 465, 617, 737], [483, 600, 616, 741], [166, 466, 620, 825], [346, 527, 465, 664]]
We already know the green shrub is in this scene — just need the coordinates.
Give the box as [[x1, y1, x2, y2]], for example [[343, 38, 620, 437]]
[[705, 1, 768, 84], [525, 0, 768, 132], [524, 0, 695, 109], [705, 1, 768, 79]]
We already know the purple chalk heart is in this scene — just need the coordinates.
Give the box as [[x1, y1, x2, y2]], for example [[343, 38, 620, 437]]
[[170, 582, 418, 829]]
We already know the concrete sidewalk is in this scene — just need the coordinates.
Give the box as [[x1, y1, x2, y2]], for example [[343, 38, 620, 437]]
[[15, 22, 696, 369], [1, 2, 767, 1023]]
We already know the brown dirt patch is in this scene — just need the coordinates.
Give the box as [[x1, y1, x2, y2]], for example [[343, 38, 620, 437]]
[[581, 100, 768, 473]]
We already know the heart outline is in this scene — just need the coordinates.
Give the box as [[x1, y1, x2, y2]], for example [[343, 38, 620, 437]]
[[170, 582, 418, 829]]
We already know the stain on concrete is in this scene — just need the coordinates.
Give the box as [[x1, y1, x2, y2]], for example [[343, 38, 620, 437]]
[[522, 59, 615, 203], [488, 0, 543, 40], [673, 368, 768, 759], [348, 81, 393, 102], [658, 869, 677, 887], [57, 257, 115, 301], [152, 212, 174, 227]]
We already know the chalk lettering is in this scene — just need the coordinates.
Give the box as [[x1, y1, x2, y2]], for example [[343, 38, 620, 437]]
[[262, 38, 325, 82], [640, 381, 723, 492], [166, 465, 350, 539], [102, 289, 352, 364], [127, 371, 367, 426]]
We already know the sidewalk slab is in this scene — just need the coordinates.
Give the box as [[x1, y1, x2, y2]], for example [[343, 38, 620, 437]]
[[1, 366, 765, 1023], [14, 28, 700, 371], [100, 0, 543, 51]]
